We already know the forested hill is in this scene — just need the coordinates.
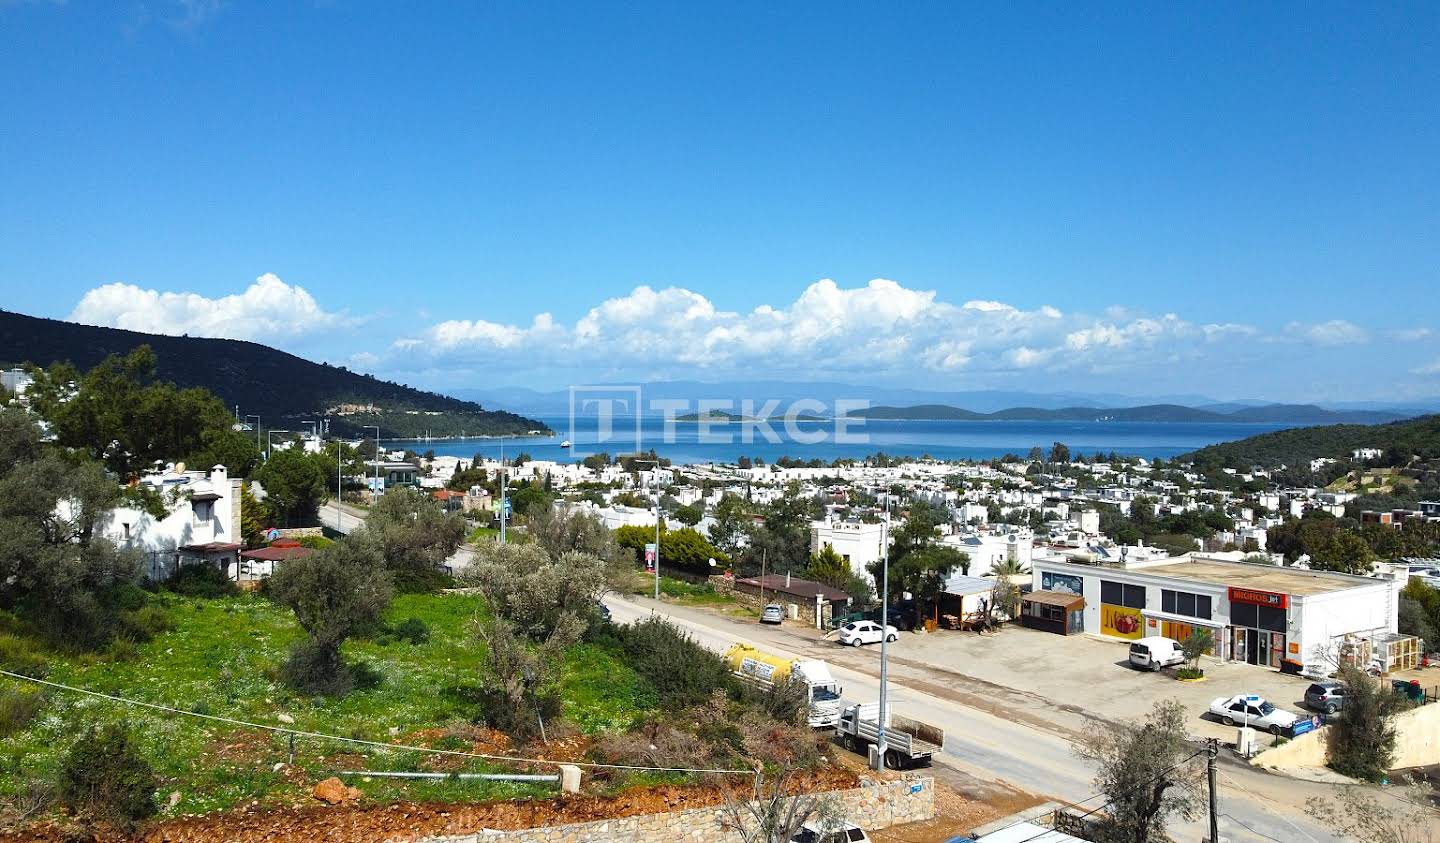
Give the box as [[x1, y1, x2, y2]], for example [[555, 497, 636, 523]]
[[1181, 414, 1440, 468], [0, 310, 548, 437]]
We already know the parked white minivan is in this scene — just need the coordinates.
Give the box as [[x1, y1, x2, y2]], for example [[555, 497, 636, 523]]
[[1128, 636, 1186, 671]]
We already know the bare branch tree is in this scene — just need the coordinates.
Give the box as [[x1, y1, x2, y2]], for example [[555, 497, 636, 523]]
[[1307, 786, 1438, 843], [713, 765, 842, 843]]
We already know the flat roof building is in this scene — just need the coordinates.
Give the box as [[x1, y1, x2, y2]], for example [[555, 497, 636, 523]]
[[1030, 552, 1402, 674]]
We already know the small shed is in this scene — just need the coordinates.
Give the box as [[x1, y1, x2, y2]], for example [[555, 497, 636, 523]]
[[1020, 590, 1085, 636], [939, 574, 1000, 630]]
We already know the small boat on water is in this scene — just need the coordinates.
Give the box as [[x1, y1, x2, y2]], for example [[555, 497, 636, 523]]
[[560, 440, 572, 448]]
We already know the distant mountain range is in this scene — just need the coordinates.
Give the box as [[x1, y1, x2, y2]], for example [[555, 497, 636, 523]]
[[0, 310, 548, 438], [452, 380, 1440, 417], [846, 403, 1410, 424]]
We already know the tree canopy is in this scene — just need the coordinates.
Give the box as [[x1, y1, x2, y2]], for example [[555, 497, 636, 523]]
[[25, 346, 261, 477]]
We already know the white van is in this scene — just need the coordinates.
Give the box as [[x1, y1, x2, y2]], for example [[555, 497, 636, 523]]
[[1128, 636, 1185, 671]]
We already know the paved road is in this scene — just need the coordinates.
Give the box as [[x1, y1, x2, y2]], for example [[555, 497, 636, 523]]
[[318, 500, 368, 534], [603, 593, 1353, 843]]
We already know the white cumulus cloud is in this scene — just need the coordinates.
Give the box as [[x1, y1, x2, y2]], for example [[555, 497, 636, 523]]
[[393, 278, 1250, 381], [1286, 319, 1370, 346], [68, 273, 348, 341]]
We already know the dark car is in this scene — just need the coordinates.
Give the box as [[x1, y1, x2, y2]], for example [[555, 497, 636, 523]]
[[1304, 681, 1345, 714]]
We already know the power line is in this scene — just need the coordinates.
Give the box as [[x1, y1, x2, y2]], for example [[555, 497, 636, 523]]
[[1215, 771, 1323, 843], [0, 668, 752, 775]]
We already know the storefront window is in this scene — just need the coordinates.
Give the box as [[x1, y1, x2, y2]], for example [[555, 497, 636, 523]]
[[1100, 581, 1146, 608], [1231, 603, 1286, 632], [1161, 589, 1212, 620]]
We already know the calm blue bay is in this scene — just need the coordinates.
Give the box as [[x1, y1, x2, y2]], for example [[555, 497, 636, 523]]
[[390, 417, 1295, 465]]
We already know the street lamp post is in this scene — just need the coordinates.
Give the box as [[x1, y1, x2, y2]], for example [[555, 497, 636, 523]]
[[266, 430, 291, 461], [630, 459, 663, 599], [336, 437, 344, 532], [653, 468, 661, 600], [498, 445, 508, 544], [875, 503, 892, 771], [367, 425, 381, 499]]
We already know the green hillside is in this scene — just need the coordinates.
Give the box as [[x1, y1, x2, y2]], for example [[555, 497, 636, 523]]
[[1181, 414, 1440, 468], [0, 310, 549, 438]]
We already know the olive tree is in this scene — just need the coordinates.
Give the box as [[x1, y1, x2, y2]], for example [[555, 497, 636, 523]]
[[269, 536, 393, 696], [1075, 699, 1202, 843], [362, 486, 465, 592], [0, 408, 141, 649]]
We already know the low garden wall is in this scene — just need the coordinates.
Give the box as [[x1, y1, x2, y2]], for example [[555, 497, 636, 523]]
[[1251, 701, 1440, 772], [412, 776, 935, 843]]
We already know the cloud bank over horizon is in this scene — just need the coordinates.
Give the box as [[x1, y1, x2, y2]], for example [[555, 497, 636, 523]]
[[61, 274, 1439, 400]]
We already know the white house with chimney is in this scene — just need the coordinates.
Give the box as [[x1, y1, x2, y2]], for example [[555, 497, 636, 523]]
[[103, 464, 245, 581]]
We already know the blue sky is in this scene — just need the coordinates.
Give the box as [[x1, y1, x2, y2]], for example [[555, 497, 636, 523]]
[[2, 1, 1437, 402]]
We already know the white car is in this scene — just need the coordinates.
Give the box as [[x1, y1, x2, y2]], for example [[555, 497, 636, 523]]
[[837, 620, 898, 647], [1209, 694, 1299, 735]]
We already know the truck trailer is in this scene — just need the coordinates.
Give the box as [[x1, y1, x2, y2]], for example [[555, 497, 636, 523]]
[[723, 643, 844, 728], [834, 702, 943, 769]]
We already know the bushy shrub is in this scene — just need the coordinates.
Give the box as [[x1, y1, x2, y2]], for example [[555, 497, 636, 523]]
[[1175, 667, 1204, 680], [281, 639, 355, 697], [0, 634, 49, 678], [390, 567, 455, 595], [297, 535, 334, 550], [736, 674, 809, 726], [0, 688, 46, 737], [1327, 665, 1403, 782], [59, 722, 158, 827], [163, 563, 239, 598], [120, 605, 175, 641], [617, 617, 734, 709], [385, 618, 431, 645]]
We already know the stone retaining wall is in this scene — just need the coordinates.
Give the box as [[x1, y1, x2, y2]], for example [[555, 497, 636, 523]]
[[413, 776, 934, 843]]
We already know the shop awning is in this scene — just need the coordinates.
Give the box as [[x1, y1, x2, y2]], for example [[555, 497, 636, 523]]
[[1022, 590, 1085, 609]]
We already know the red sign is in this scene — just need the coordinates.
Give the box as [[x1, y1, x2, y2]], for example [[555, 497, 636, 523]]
[[1228, 587, 1288, 609]]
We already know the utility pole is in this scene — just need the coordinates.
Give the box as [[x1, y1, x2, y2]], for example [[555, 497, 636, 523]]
[[1206, 737, 1221, 843], [874, 502, 891, 771]]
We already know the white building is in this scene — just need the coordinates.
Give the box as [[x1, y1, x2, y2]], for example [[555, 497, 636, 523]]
[[103, 465, 245, 581], [939, 530, 1033, 577], [1, 367, 33, 398], [811, 518, 886, 583], [1029, 553, 1402, 674]]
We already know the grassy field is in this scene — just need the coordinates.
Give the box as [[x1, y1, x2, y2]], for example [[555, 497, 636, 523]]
[[0, 592, 654, 818], [653, 576, 736, 606]]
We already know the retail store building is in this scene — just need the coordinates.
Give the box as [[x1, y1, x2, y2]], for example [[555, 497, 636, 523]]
[[1029, 553, 1402, 672]]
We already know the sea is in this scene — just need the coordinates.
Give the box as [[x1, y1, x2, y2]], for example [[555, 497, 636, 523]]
[[389, 416, 1296, 465]]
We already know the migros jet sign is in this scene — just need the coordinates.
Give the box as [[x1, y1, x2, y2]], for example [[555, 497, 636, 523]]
[[1228, 587, 1288, 609]]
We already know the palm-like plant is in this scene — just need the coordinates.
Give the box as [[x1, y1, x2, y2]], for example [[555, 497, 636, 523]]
[[990, 556, 1030, 579]]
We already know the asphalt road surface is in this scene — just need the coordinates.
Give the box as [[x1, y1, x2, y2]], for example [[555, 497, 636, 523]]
[[602, 592, 1357, 843]]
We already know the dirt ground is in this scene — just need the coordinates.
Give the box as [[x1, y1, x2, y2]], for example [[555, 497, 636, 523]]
[[870, 764, 1046, 843], [0, 769, 862, 843]]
